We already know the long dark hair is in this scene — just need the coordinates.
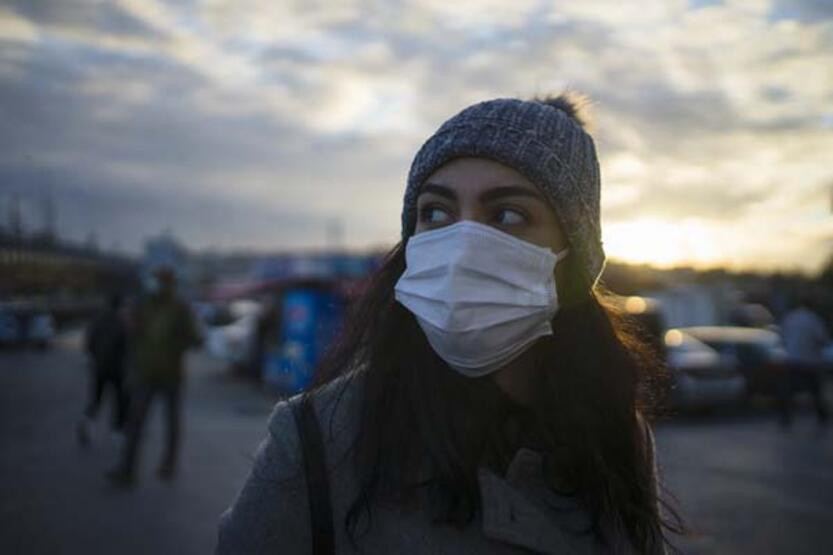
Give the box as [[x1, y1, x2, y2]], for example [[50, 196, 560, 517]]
[[313, 237, 685, 552]]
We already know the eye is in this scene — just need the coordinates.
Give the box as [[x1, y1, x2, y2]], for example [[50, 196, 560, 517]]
[[419, 205, 453, 225], [494, 207, 527, 226]]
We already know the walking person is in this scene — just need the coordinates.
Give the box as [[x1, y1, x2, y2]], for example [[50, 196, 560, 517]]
[[108, 266, 201, 486], [217, 94, 684, 553], [248, 296, 281, 383], [778, 294, 831, 428], [77, 293, 129, 447]]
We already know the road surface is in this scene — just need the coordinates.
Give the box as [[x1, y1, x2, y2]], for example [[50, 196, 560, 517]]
[[1, 331, 831, 554]]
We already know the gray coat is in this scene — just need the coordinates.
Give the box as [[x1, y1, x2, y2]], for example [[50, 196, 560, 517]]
[[216, 376, 663, 554]]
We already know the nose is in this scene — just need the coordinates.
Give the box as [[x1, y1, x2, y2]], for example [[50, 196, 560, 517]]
[[457, 203, 488, 226]]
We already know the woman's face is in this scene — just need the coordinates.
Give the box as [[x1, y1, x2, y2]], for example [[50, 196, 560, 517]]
[[414, 157, 568, 253]]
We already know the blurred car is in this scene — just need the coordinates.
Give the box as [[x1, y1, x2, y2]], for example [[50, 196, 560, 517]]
[[823, 343, 833, 364], [680, 326, 787, 397], [664, 328, 746, 408], [817, 343, 833, 378], [205, 300, 262, 368], [26, 313, 55, 349], [193, 301, 234, 338], [0, 309, 21, 346], [729, 303, 775, 328]]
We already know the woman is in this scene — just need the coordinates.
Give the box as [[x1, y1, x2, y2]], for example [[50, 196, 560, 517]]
[[217, 94, 683, 553]]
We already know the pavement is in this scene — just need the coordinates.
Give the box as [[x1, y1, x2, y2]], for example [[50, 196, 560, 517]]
[[1, 330, 832, 554], [655, 403, 833, 554], [0, 330, 274, 555]]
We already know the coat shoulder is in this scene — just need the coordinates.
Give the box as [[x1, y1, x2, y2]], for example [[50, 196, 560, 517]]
[[216, 374, 364, 554], [304, 373, 365, 459], [215, 400, 307, 553], [262, 372, 364, 466]]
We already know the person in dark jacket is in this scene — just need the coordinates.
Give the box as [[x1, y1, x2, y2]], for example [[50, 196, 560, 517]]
[[777, 294, 831, 427], [107, 266, 201, 486], [77, 293, 129, 446], [218, 94, 685, 553], [248, 295, 282, 382]]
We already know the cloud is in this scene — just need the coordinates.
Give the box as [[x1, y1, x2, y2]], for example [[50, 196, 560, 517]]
[[770, 0, 833, 23], [0, 0, 831, 273], [0, 6, 38, 43], [3, 0, 159, 38]]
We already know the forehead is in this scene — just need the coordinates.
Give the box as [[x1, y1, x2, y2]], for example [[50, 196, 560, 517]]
[[422, 157, 539, 195]]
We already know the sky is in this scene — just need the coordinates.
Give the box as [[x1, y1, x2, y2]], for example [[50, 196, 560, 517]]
[[0, 0, 832, 273]]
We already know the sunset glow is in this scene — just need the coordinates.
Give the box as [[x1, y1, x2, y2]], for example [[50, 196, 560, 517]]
[[0, 1, 831, 273], [604, 218, 724, 269]]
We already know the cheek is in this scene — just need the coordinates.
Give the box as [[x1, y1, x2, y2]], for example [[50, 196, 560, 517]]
[[524, 206, 567, 252], [525, 224, 568, 253], [542, 221, 568, 253]]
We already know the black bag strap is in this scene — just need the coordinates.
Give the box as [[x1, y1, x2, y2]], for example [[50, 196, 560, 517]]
[[290, 395, 335, 555]]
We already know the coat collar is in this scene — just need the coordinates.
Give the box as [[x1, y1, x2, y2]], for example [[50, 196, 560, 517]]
[[478, 448, 584, 554]]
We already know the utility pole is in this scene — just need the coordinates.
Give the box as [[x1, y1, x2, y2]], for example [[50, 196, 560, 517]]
[[8, 193, 22, 240], [86, 229, 99, 252], [42, 188, 56, 242]]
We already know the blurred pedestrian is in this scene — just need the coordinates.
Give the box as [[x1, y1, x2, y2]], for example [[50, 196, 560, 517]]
[[218, 94, 684, 553], [107, 266, 201, 486], [777, 294, 830, 427], [248, 295, 281, 382], [77, 293, 129, 447]]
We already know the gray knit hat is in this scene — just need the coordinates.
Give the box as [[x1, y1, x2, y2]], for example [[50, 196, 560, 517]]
[[401, 96, 606, 287]]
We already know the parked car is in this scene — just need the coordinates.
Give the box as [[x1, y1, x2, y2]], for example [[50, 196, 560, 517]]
[[680, 326, 787, 397], [664, 328, 746, 408], [823, 343, 833, 366], [26, 313, 55, 349], [194, 301, 235, 330], [205, 300, 262, 368], [0, 309, 21, 346]]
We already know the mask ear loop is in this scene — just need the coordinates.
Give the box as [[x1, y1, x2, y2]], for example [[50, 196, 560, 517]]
[[554, 248, 570, 263]]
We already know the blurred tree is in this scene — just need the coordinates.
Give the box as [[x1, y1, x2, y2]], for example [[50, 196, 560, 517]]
[[812, 255, 833, 330], [818, 254, 833, 288]]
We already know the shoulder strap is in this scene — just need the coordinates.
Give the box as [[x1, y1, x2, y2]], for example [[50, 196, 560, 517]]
[[290, 395, 335, 555]]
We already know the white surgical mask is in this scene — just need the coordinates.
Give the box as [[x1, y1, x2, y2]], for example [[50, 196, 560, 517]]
[[394, 221, 568, 377]]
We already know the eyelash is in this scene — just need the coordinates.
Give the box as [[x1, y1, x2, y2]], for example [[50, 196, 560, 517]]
[[418, 204, 453, 223], [417, 204, 531, 226], [494, 206, 530, 226]]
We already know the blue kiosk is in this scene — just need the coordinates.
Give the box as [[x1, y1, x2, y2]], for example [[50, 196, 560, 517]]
[[262, 282, 345, 395]]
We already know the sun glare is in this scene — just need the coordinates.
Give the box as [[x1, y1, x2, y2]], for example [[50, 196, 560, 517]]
[[603, 218, 723, 269]]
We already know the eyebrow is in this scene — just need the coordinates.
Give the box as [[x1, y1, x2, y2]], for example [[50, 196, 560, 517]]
[[419, 183, 457, 201], [479, 185, 545, 204], [419, 182, 545, 204]]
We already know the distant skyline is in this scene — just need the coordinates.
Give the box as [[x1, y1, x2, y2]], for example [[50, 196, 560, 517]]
[[1, 1, 832, 273]]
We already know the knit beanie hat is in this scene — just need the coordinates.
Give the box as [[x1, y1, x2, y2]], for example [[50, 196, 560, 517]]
[[400, 96, 606, 288]]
